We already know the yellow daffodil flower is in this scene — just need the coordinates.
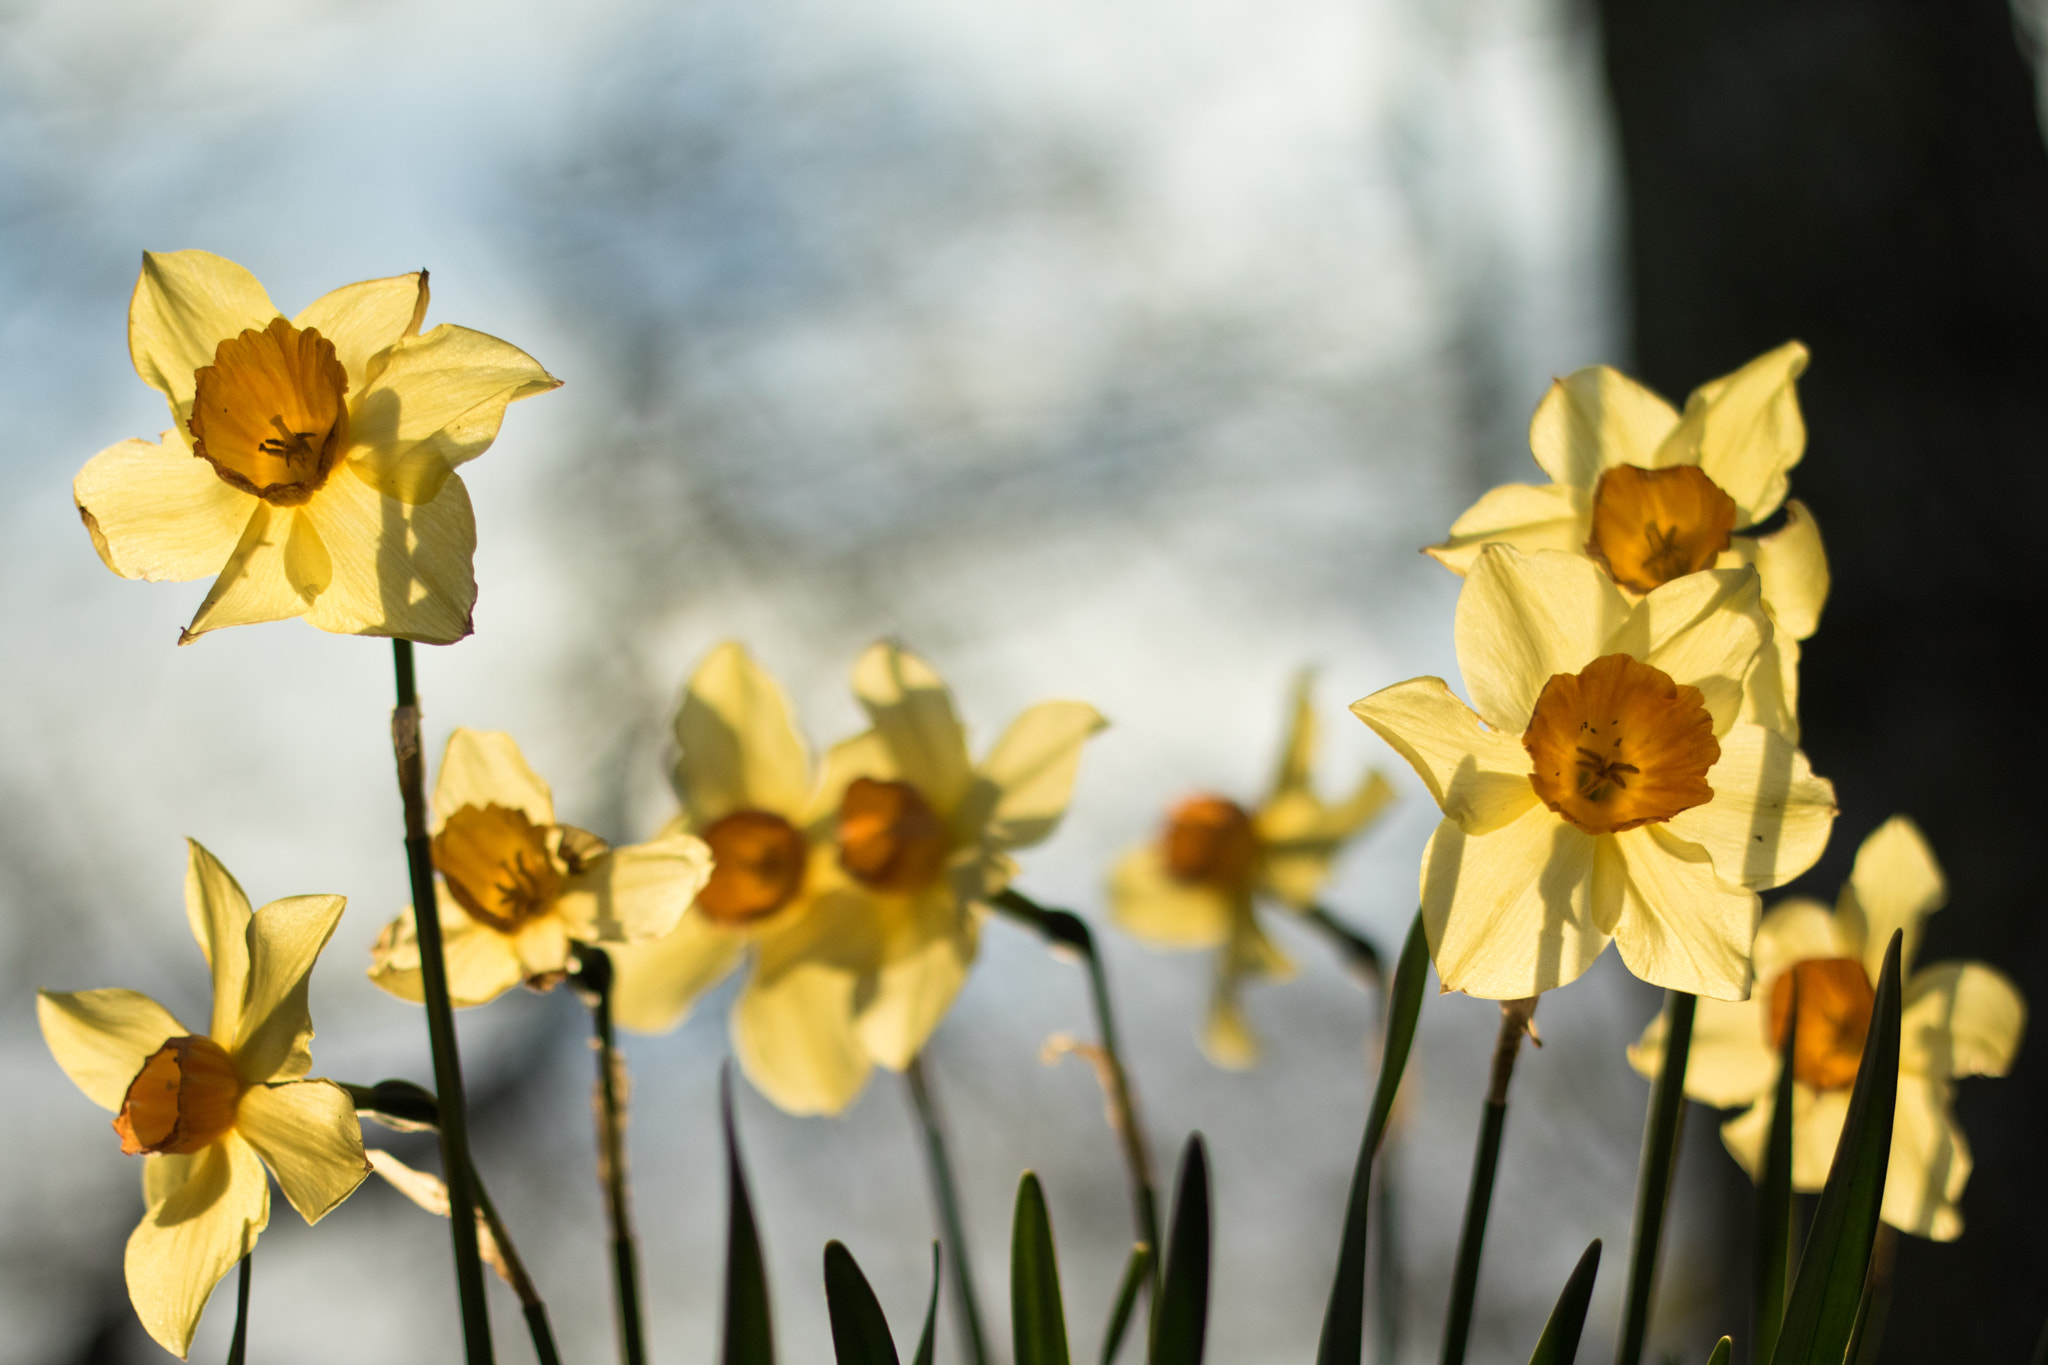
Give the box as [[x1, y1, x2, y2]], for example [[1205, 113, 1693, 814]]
[[1352, 545, 1836, 1001], [1629, 817, 2025, 1239], [37, 842, 369, 1358], [1110, 675, 1394, 1067], [74, 250, 559, 644], [1425, 344, 1828, 739], [368, 728, 712, 1007]]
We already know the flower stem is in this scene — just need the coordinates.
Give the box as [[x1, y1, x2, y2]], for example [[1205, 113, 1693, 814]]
[[1302, 902, 1385, 990], [225, 1253, 250, 1365], [1375, 1137, 1402, 1365], [1614, 991, 1696, 1365], [390, 639, 495, 1365], [574, 947, 646, 1365], [906, 1052, 991, 1365], [1439, 997, 1537, 1365], [471, 1171, 566, 1365]]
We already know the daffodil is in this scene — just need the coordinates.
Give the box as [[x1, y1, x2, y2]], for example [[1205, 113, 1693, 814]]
[[368, 728, 712, 1007], [1629, 817, 2024, 1239], [1352, 545, 1836, 1001], [74, 250, 559, 644], [1425, 344, 1827, 738], [37, 842, 369, 1357], [1110, 675, 1394, 1066]]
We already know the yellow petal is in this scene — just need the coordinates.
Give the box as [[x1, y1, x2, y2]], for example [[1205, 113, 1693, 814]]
[[37, 989, 186, 1111], [1202, 994, 1259, 1069], [511, 914, 572, 980], [1840, 816, 1945, 982], [807, 730, 898, 834], [298, 462, 476, 643], [1670, 342, 1808, 526], [1109, 844, 1235, 948], [129, 250, 280, 424], [1256, 774, 1395, 910], [235, 1078, 370, 1222], [1901, 962, 2025, 1080], [1454, 547, 1630, 733], [855, 884, 978, 1069], [965, 700, 1107, 851], [674, 641, 814, 828], [1881, 1077, 1970, 1241], [1663, 722, 1836, 892], [74, 432, 254, 583], [231, 894, 347, 1084], [366, 897, 526, 1007], [1729, 500, 1828, 640], [1601, 567, 1770, 737], [346, 323, 560, 503], [126, 1134, 269, 1359], [1424, 481, 1592, 575], [181, 503, 322, 642], [1719, 1087, 1849, 1189], [1527, 364, 1681, 490], [184, 841, 253, 1045], [1200, 913, 1295, 1069], [850, 642, 974, 814], [1750, 898, 1854, 983], [732, 958, 872, 1117], [610, 912, 748, 1034], [557, 830, 715, 944], [432, 728, 555, 829], [292, 273, 428, 394], [1629, 993, 1776, 1108], [1740, 631, 1802, 744], [1607, 825, 1758, 1001], [1349, 677, 1538, 836], [1420, 804, 1608, 999]]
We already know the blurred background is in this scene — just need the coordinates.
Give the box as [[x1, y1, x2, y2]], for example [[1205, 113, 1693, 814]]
[[1, 0, 2042, 1360]]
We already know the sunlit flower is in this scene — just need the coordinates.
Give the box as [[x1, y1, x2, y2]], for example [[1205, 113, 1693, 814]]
[[1629, 817, 2025, 1239], [74, 250, 559, 644], [1352, 546, 1836, 1000], [37, 842, 369, 1357], [1425, 344, 1827, 738], [1110, 675, 1393, 1066], [368, 728, 712, 1007]]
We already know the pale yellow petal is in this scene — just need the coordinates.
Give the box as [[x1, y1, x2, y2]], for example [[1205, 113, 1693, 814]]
[[1788, 1085, 1853, 1190], [1901, 962, 2025, 1080], [1882, 1077, 1970, 1240], [1669, 341, 1809, 526], [856, 884, 978, 1069], [299, 462, 475, 643], [610, 912, 748, 1034], [1607, 825, 1759, 1001], [129, 250, 280, 421], [346, 323, 560, 503], [674, 641, 814, 827], [126, 1135, 269, 1359], [1270, 671, 1319, 794], [1840, 816, 1946, 982], [1454, 547, 1631, 733], [1200, 913, 1295, 1069], [1718, 1100, 1771, 1184], [1629, 993, 1776, 1108], [181, 503, 320, 642], [1527, 364, 1681, 489], [1729, 500, 1828, 640], [292, 273, 428, 394], [732, 959, 873, 1117], [182, 841, 253, 1044], [235, 1079, 370, 1222], [807, 730, 899, 833], [432, 728, 555, 829], [850, 642, 975, 814], [511, 915, 572, 980], [232, 894, 346, 1084], [557, 830, 715, 944], [1109, 844, 1235, 948], [1419, 803, 1608, 999], [74, 433, 254, 584], [1750, 898, 1855, 984], [1350, 677, 1539, 836], [1601, 567, 1769, 736], [366, 897, 526, 1008], [1740, 631, 1802, 743], [1256, 773, 1396, 910], [1663, 722, 1836, 892], [37, 989, 186, 1112], [1424, 481, 1592, 575], [1202, 995, 1259, 1069], [964, 700, 1107, 851]]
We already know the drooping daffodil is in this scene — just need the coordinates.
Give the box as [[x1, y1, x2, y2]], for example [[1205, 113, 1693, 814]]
[[1629, 816, 2025, 1239], [74, 250, 558, 644], [37, 842, 370, 1357], [1425, 344, 1827, 739], [1352, 545, 1837, 1001], [368, 728, 712, 1007], [1110, 674, 1394, 1066]]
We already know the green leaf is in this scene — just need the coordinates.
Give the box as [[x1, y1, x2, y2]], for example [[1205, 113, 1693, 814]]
[[1150, 1136, 1211, 1365], [1705, 1339, 1731, 1365], [722, 1066, 775, 1365], [1768, 931, 1903, 1365], [825, 1241, 900, 1365], [1012, 1173, 1071, 1365], [1525, 1239, 1599, 1365], [1754, 978, 1801, 1365], [1099, 1243, 1153, 1365], [1316, 909, 1429, 1365], [912, 1243, 941, 1365], [1616, 993, 1696, 1365]]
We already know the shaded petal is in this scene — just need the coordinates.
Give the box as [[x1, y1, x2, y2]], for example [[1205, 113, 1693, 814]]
[[1455, 547, 1630, 733], [610, 912, 748, 1034], [125, 1135, 269, 1358], [129, 250, 279, 421], [557, 830, 715, 944], [366, 897, 526, 1008], [1109, 844, 1235, 948], [1882, 1077, 1970, 1241], [1719, 1086, 1848, 1188], [181, 503, 316, 642], [1840, 816, 1945, 982], [232, 894, 346, 1085], [732, 959, 872, 1117], [1201, 912, 1295, 1069], [346, 323, 560, 503], [1424, 482, 1592, 575], [235, 1079, 370, 1223], [1350, 677, 1538, 836], [1664, 722, 1836, 891], [1740, 630, 1802, 744], [1608, 826, 1759, 1000], [1901, 961, 2025, 1080], [1419, 804, 1609, 999], [1256, 773, 1395, 909], [510, 915, 572, 980], [1630, 992, 1776, 1108], [1529, 364, 1682, 488], [1718, 1099, 1771, 1183], [855, 884, 978, 1069], [1730, 500, 1828, 640], [806, 730, 897, 834], [184, 841, 253, 1044], [1603, 567, 1770, 735], [300, 462, 475, 643], [432, 728, 555, 829], [37, 989, 186, 1111], [850, 642, 974, 814], [292, 272, 427, 393], [74, 433, 254, 583], [1751, 898, 1856, 984], [964, 700, 1106, 851], [674, 641, 813, 828], [1672, 341, 1809, 525]]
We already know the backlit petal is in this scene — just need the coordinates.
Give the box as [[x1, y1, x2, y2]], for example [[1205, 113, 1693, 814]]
[[1201, 913, 1296, 1069], [1455, 547, 1630, 734], [964, 700, 1106, 851], [1750, 898, 1854, 983], [1630, 992, 1776, 1108], [1740, 631, 1802, 743], [183, 841, 252, 1044], [1109, 844, 1235, 948], [1882, 1077, 1970, 1241], [1602, 568, 1769, 736], [432, 728, 555, 829], [1608, 825, 1758, 1001], [347, 323, 559, 502], [300, 462, 475, 643], [75, 433, 253, 583], [1256, 774, 1395, 909], [1671, 342, 1809, 525], [674, 641, 814, 828], [37, 989, 186, 1111], [1840, 816, 1945, 982], [125, 1135, 269, 1359], [610, 912, 748, 1034], [1664, 722, 1836, 891], [366, 897, 526, 1007], [232, 894, 346, 1084], [856, 884, 978, 1069], [1424, 481, 1591, 575], [235, 1079, 370, 1223], [129, 251, 280, 423], [181, 503, 317, 642], [557, 830, 715, 943], [1901, 962, 2025, 1080], [1528, 364, 1681, 489], [808, 730, 898, 835], [1730, 500, 1828, 640], [1350, 677, 1538, 836], [1420, 804, 1608, 999], [732, 960, 872, 1117], [851, 642, 975, 814], [1717, 1086, 1847, 1189], [292, 273, 427, 393]]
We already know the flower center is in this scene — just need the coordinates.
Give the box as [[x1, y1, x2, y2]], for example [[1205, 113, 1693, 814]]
[[433, 804, 564, 932], [113, 1035, 241, 1156], [188, 318, 350, 506], [1586, 464, 1739, 594], [1523, 653, 1719, 836], [1767, 957, 1876, 1091], [837, 778, 951, 893], [698, 809, 809, 924], [1162, 795, 1260, 890]]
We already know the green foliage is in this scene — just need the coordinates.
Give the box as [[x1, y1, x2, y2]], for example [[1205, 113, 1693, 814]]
[[1705, 1339, 1732, 1365], [1150, 1136, 1212, 1365], [1099, 1244, 1154, 1365], [1754, 981, 1802, 1364], [911, 1244, 941, 1365], [722, 1068, 775, 1365], [825, 1242, 900, 1365], [1012, 1173, 1072, 1365], [1525, 1240, 1599, 1365]]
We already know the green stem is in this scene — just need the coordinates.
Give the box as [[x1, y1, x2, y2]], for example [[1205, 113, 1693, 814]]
[[471, 1174, 566, 1365], [1614, 991, 1696, 1365], [576, 947, 646, 1365], [225, 1253, 250, 1365], [390, 639, 494, 1365], [1302, 903, 1385, 989], [1439, 998, 1536, 1365], [1374, 1136, 1401, 1365], [906, 1053, 991, 1365]]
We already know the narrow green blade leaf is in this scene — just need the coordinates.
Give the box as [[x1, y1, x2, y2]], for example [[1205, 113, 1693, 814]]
[[1754, 979, 1801, 1365], [1150, 1136, 1212, 1365], [1524, 1239, 1599, 1365], [1768, 931, 1903, 1365], [1316, 909, 1429, 1365], [722, 1066, 775, 1365], [825, 1241, 901, 1365], [1099, 1243, 1153, 1365], [1616, 992, 1695, 1365], [1705, 1338, 1731, 1365], [912, 1243, 942, 1365], [1013, 1173, 1072, 1365]]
